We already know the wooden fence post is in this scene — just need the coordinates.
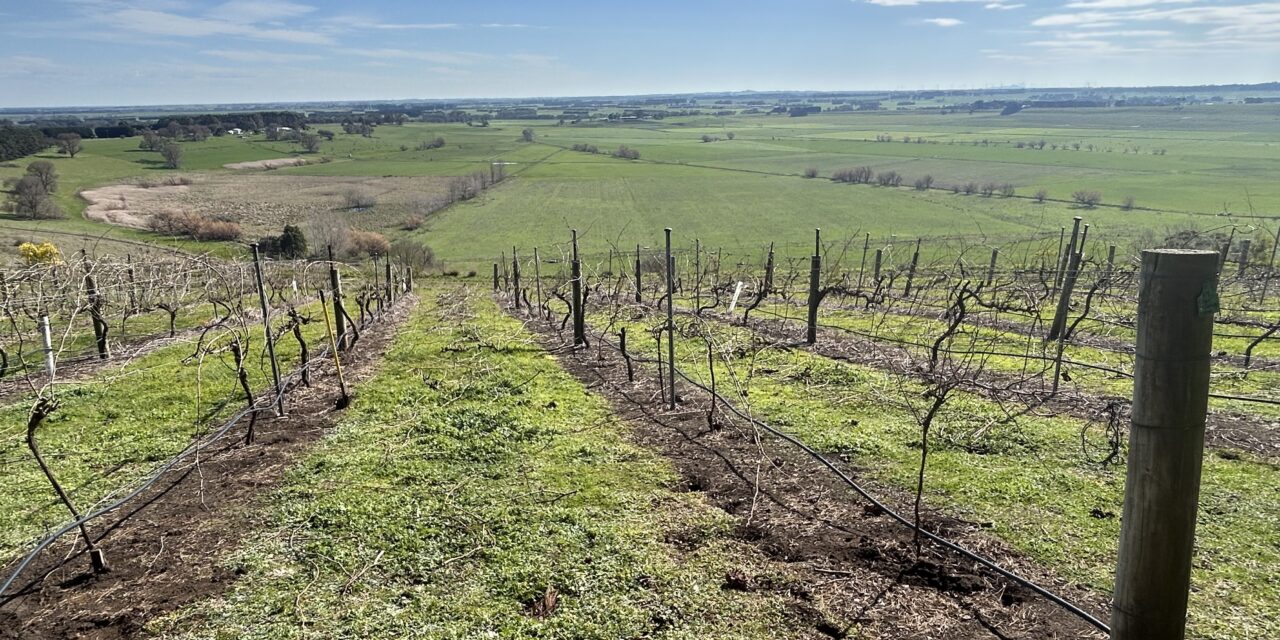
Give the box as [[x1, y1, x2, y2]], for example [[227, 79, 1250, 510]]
[[330, 265, 347, 350], [857, 233, 870, 289], [533, 247, 544, 317], [1238, 239, 1251, 276], [694, 239, 701, 311], [764, 242, 776, 293], [620, 326, 634, 382], [385, 258, 394, 305], [634, 244, 643, 304], [572, 230, 585, 346], [504, 247, 514, 309], [665, 228, 676, 409], [1111, 249, 1218, 640], [987, 247, 999, 285], [873, 248, 883, 282], [903, 238, 921, 297], [251, 244, 285, 417], [1048, 222, 1088, 341], [492, 263, 499, 292], [807, 229, 822, 345]]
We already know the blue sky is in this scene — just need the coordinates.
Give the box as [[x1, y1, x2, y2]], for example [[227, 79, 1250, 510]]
[[1, 0, 1278, 107]]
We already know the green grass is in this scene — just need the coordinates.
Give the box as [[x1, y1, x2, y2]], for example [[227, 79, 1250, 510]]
[[593, 303, 1280, 640], [7, 107, 1280, 269], [0, 301, 329, 561], [151, 287, 803, 639]]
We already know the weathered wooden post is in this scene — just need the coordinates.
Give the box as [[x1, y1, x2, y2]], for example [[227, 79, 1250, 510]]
[[807, 229, 822, 345], [39, 315, 55, 378], [694, 238, 702, 311], [385, 258, 394, 304], [873, 248, 883, 281], [492, 263, 499, 292], [251, 244, 285, 417], [903, 238, 921, 297], [1238, 239, 1251, 276], [329, 264, 347, 351], [857, 233, 870, 289], [405, 265, 413, 292], [1052, 225, 1067, 295], [665, 228, 676, 409], [1111, 249, 1217, 640], [1048, 223, 1088, 341], [986, 247, 999, 285], [572, 230, 585, 346], [533, 247, 544, 317], [634, 244, 643, 304], [1217, 227, 1235, 273], [620, 326, 634, 382], [504, 247, 514, 309], [764, 242, 776, 293]]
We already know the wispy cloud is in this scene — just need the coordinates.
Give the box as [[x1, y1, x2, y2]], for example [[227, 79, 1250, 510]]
[[94, 8, 333, 44], [923, 17, 965, 26], [0, 55, 64, 77], [205, 0, 316, 23], [202, 48, 323, 63]]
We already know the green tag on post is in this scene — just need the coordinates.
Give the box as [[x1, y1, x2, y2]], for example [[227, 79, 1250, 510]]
[[1198, 281, 1220, 316]]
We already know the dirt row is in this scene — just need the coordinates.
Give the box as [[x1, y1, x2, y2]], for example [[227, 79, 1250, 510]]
[[515, 304, 1109, 639], [0, 297, 417, 640]]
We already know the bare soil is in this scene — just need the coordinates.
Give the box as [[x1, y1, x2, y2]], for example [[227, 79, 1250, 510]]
[[517, 304, 1110, 640], [222, 158, 307, 171], [79, 174, 454, 238], [0, 297, 416, 640]]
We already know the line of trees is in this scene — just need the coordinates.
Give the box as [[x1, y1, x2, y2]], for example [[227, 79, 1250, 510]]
[[0, 126, 50, 162]]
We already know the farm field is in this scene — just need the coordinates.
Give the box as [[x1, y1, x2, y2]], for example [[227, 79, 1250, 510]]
[[5, 105, 1280, 270], [4, 102, 1280, 640]]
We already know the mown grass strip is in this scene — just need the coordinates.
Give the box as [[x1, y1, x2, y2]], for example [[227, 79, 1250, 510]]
[[153, 287, 798, 639]]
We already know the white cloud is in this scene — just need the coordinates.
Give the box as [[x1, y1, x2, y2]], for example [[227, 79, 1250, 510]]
[[864, 0, 984, 5], [0, 55, 63, 77], [985, 2, 1025, 9], [924, 17, 965, 26], [98, 8, 332, 44], [205, 0, 315, 23], [202, 49, 322, 63]]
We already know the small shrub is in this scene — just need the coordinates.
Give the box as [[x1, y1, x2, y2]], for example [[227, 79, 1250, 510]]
[[1122, 195, 1136, 211], [803, 167, 819, 179], [350, 230, 391, 256], [1034, 188, 1048, 203], [1072, 189, 1102, 208], [18, 241, 62, 265], [343, 187, 377, 209], [914, 175, 934, 190], [402, 215, 425, 231]]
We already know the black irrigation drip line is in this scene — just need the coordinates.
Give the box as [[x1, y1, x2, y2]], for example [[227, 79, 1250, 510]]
[[587, 329, 1112, 634], [0, 299, 397, 601]]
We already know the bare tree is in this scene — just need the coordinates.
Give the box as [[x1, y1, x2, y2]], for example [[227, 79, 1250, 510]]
[[25, 160, 58, 194], [298, 132, 322, 153], [803, 167, 819, 179], [521, 128, 535, 142], [56, 134, 82, 158], [1034, 188, 1048, 203], [6, 176, 64, 219], [914, 175, 934, 190], [160, 143, 183, 169], [1122, 195, 1136, 211], [1072, 189, 1102, 208]]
